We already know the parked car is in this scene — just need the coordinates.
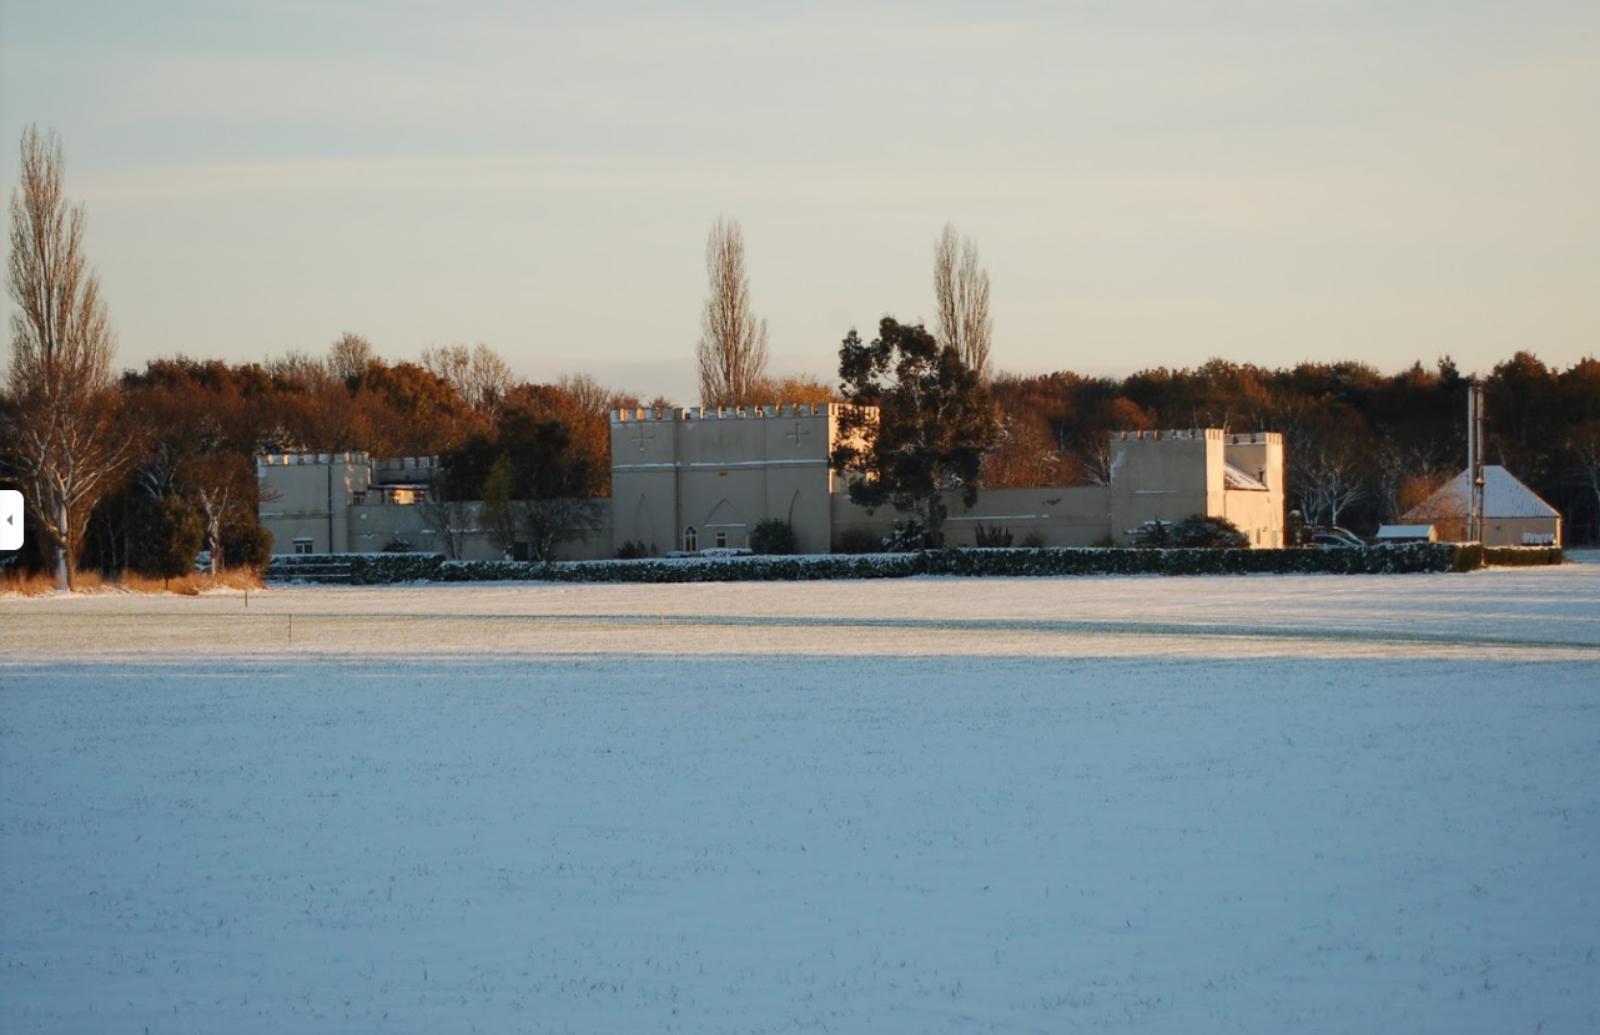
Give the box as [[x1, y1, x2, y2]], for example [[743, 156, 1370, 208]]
[[1309, 527, 1365, 549]]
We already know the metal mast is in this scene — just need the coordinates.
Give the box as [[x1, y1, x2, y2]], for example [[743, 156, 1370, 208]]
[[1467, 381, 1486, 542]]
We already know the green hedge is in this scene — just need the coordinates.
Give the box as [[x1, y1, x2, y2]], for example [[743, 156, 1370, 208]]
[[269, 542, 1496, 585], [1482, 545, 1564, 567]]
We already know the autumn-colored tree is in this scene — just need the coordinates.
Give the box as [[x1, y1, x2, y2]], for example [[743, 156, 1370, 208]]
[[746, 373, 838, 407]]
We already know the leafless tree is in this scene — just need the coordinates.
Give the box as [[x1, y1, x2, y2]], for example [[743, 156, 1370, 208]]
[[1296, 443, 1365, 528], [1571, 421, 1600, 541], [418, 496, 473, 559], [190, 451, 253, 575], [266, 349, 330, 386], [933, 223, 993, 381], [557, 372, 619, 419], [696, 217, 768, 408], [3, 126, 129, 590], [327, 332, 375, 383], [422, 343, 513, 419], [520, 497, 604, 561], [1372, 436, 1453, 524]]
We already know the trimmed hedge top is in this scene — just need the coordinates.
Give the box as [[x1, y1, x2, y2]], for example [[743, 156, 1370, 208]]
[[261, 540, 1560, 586]]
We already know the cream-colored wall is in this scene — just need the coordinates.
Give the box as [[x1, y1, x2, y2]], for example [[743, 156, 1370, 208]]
[[611, 405, 841, 555], [942, 486, 1112, 546], [1221, 433, 1285, 547], [828, 494, 903, 548], [1426, 515, 1562, 547], [260, 423, 1291, 561], [1108, 432, 1215, 544], [1221, 490, 1281, 547], [258, 453, 373, 553]]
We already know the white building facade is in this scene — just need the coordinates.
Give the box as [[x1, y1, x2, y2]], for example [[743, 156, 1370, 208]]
[[258, 408, 1286, 558]]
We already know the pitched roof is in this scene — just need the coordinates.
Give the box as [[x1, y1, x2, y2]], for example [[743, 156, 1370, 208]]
[[1223, 462, 1268, 491], [1403, 465, 1560, 521]]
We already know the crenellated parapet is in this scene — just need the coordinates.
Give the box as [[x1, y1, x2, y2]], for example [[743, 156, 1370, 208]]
[[612, 403, 862, 423], [1114, 428, 1225, 442], [257, 451, 371, 467], [255, 452, 437, 473]]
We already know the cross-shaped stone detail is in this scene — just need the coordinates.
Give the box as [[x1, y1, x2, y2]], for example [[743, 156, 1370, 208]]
[[631, 423, 655, 452], [786, 421, 811, 447]]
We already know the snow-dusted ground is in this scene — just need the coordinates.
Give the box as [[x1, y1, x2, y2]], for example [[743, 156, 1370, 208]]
[[2, 562, 1597, 1032]]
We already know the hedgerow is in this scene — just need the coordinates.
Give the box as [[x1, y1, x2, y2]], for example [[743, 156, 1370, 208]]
[[262, 541, 1539, 585]]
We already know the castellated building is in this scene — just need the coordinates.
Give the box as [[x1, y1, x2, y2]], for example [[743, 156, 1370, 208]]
[[258, 405, 1285, 558]]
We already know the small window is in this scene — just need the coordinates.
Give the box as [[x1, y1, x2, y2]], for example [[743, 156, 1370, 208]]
[[683, 526, 698, 552], [293, 538, 315, 555], [715, 530, 728, 549]]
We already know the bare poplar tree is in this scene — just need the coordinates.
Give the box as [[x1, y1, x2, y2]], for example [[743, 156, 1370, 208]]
[[422, 342, 513, 419], [3, 127, 128, 590], [327, 332, 375, 383], [933, 223, 993, 381], [696, 217, 768, 408]]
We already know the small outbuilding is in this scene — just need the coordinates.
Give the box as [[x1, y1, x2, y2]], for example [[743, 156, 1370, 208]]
[[1375, 524, 1437, 543], [1401, 465, 1562, 546]]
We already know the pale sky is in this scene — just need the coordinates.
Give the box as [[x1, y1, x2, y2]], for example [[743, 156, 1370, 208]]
[[3, 0, 1597, 403]]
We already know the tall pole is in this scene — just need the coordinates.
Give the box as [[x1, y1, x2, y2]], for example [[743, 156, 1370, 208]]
[[1467, 382, 1486, 542]]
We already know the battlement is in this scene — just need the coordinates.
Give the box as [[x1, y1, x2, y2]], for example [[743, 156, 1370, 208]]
[[375, 456, 437, 471], [255, 452, 437, 469], [612, 403, 863, 424], [257, 451, 370, 467], [1226, 432, 1282, 446], [1114, 428, 1226, 442]]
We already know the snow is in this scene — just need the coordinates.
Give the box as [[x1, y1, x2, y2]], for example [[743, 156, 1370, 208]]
[[2, 564, 1598, 1032], [1222, 462, 1268, 491], [1409, 465, 1562, 519]]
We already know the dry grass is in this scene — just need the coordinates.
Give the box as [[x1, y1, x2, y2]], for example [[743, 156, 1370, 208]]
[[0, 567, 264, 597]]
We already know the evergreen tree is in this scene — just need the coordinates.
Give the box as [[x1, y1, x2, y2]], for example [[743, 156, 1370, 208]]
[[128, 496, 203, 583], [831, 317, 999, 546]]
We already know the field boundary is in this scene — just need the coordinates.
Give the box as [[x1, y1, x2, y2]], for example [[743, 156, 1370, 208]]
[[265, 543, 1563, 585]]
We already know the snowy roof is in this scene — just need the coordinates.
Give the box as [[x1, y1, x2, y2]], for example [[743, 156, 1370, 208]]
[[1222, 462, 1268, 491], [1403, 465, 1560, 520], [1375, 524, 1434, 539]]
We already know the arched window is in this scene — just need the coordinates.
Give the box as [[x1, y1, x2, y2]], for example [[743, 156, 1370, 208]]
[[683, 526, 698, 552]]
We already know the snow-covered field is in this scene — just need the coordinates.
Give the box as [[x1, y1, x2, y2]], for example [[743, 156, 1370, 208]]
[[2, 562, 1597, 1033]]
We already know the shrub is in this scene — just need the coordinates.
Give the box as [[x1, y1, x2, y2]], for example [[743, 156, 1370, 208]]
[[381, 537, 415, 553], [615, 540, 650, 559], [972, 523, 1014, 548], [833, 528, 883, 554], [749, 519, 798, 555], [1131, 519, 1171, 548], [1450, 543, 1484, 572], [1169, 515, 1249, 549], [883, 520, 930, 552], [1482, 545, 1563, 567], [222, 524, 274, 571], [1020, 530, 1048, 548], [129, 496, 204, 581]]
